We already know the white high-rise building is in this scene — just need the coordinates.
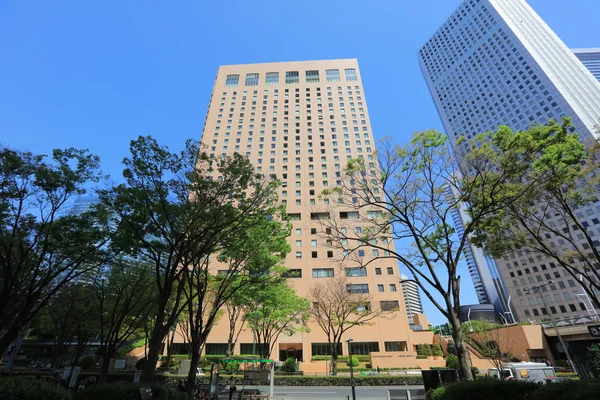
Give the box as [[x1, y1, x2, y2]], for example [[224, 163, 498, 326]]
[[400, 274, 423, 326], [418, 0, 600, 322]]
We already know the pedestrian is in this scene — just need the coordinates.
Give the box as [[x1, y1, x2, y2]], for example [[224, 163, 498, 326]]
[[376, 365, 380, 375], [52, 373, 68, 389], [229, 382, 237, 400]]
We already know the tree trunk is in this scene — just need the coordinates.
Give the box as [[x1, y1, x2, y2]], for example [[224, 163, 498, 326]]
[[186, 338, 202, 400], [144, 326, 167, 383], [449, 313, 473, 380], [330, 352, 338, 376], [0, 323, 21, 357], [99, 351, 112, 383]]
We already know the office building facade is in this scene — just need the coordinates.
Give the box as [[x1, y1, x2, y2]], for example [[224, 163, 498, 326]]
[[419, 0, 600, 322], [188, 60, 414, 361], [573, 48, 600, 82]]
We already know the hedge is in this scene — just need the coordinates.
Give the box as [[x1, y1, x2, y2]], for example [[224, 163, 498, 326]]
[[0, 377, 72, 400], [426, 379, 539, 400], [164, 374, 423, 386], [73, 383, 186, 400], [424, 379, 600, 400], [311, 355, 371, 362], [530, 380, 600, 400]]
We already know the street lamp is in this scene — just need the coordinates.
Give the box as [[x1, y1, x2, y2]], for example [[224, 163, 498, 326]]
[[524, 281, 578, 376], [346, 338, 356, 400]]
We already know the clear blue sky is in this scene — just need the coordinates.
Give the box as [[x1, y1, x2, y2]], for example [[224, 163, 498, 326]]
[[1, 0, 598, 325]]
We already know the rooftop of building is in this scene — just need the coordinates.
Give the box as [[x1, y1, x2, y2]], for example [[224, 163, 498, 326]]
[[572, 48, 600, 54]]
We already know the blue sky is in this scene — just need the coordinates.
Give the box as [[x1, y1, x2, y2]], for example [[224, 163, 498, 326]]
[[1, 0, 598, 324]]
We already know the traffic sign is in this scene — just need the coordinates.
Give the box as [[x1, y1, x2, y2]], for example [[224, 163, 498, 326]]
[[588, 325, 600, 337]]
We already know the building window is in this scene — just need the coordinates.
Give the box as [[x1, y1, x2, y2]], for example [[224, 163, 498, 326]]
[[345, 68, 357, 81], [313, 268, 334, 278], [265, 72, 279, 85], [311, 251, 318, 258], [282, 269, 302, 278], [384, 341, 407, 352], [390, 284, 397, 292], [205, 343, 228, 355], [240, 343, 269, 356], [377, 284, 384, 292], [387, 267, 394, 275], [286, 71, 299, 84], [340, 211, 359, 219], [347, 284, 369, 294], [295, 251, 302, 259], [381, 300, 400, 312], [225, 74, 240, 87], [345, 267, 367, 277], [312, 342, 343, 356], [310, 212, 330, 220], [349, 341, 379, 355], [326, 69, 340, 82], [375, 268, 382, 275], [306, 70, 320, 83], [245, 73, 259, 86]]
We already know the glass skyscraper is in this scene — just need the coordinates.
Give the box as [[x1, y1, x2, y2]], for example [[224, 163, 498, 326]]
[[419, 0, 600, 322], [573, 48, 600, 82]]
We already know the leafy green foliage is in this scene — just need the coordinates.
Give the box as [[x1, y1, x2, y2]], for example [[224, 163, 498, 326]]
[[281, 358, 297, 373], [0, 146, 109, 354], [0, 378, 71, 400], [434, 379, 539, 400], [417, 344, 433, 356], [445, 354, 459, 370], [426, 387, 446, 400], [346, 356, 360, 367], [588, 344, 600, 378], [243, 281, 311, 359], [531, 380, 600, 400], [77, 356, 97, 369], [467, 119, 600, 307], [98, 136, 287, 384]]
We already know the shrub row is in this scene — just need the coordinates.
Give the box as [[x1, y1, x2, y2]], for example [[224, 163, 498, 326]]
[[310, 355, 370, 362], [425, 379, 600, 400], [0, 377, 71, 400], [163, 374, 423, 386]]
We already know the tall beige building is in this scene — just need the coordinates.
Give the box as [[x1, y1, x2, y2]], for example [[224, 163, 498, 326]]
[[189, 59, 414, 363]]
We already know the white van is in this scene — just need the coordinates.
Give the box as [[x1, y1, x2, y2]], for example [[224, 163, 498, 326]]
[[488, 362, 558, 384]]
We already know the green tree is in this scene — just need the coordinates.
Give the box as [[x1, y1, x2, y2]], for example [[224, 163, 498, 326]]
[[588, 344, 600, 378], [94, 258, 156, 382], [467, 118, 600, 308], [245, 281, 311, 360], [0, 146, 109, 356], [309, 273, 384, 376], [346, 356, 359, 367], [281, 357, 297, 373], [180, 212, 291, 398], [320, 131, 529, 380], [29, 284, 99, 367], [98, 136, 284, 385]]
